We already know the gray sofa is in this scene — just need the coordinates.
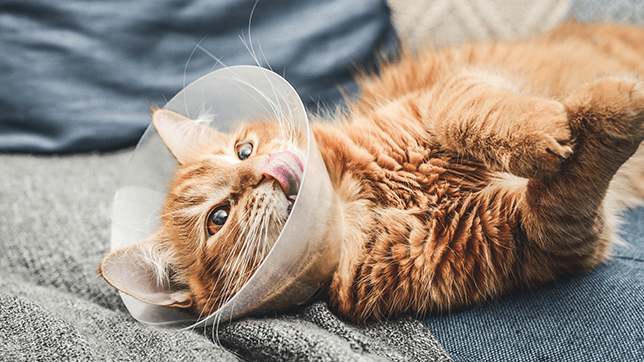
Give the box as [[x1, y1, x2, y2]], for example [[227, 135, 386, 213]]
[[1, 0, 643, 361]]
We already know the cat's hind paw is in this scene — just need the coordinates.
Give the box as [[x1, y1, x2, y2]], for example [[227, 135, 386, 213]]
[[565, 76, 644, 144]]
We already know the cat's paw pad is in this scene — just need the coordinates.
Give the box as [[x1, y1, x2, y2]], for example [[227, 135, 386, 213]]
[[565, 76, 644, 142]]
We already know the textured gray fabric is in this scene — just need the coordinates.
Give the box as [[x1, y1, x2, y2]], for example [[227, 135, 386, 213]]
[[0, 151, 452, 362], [218, 302, 451, 361]]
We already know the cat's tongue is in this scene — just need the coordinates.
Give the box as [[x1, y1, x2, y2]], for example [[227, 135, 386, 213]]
[[261, 151, 304, 197]]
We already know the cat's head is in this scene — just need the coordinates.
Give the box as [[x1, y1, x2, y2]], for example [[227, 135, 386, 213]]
[[100, 107, 306, 317]]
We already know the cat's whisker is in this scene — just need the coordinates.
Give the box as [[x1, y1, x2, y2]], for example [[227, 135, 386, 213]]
[[197, 207, 255, 324], [247, 215, 266, 273], [181, 35, 208, 119], [255, 209, 271, 259], [238, 235, 258, 279], [216, 211, 265, 311], [144, 208, 182, 233], [191, 41, 228, 74], [222, 74, 289, 129], [219, 233, 247, 292], [259, 209, 275, 261], [238, 0, 271, 70]]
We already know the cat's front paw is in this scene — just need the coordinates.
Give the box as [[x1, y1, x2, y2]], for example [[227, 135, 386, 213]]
[[504, 101, 573, 179], [506, 131, 573, 179]]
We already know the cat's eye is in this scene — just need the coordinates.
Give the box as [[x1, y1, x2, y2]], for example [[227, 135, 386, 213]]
[[236, 141, 253, 160], [207, 206, 230, 235]]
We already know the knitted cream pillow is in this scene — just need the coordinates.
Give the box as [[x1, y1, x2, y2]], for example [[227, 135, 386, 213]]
[[387, 0, 571, 49]]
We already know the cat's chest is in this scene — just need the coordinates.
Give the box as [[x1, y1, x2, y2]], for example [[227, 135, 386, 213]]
[[365, 148, 472, 210], [316, 108, 490, 211]]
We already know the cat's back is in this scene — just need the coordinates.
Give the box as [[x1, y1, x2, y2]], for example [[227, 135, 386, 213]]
[[352, 20, 644, 111]]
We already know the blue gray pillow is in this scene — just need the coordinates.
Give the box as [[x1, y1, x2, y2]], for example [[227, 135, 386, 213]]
[[0, 0, 396, 153]]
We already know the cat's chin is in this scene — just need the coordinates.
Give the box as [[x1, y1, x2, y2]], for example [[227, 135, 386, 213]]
[[255, 180, 296, 224], [279, 186, 297, 220], [286, 194, 296, 215]]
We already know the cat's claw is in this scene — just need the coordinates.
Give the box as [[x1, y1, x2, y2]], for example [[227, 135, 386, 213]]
[[506, 133, 573, 179], [545, 134, 574, 161], [488, 98, 575, 179]]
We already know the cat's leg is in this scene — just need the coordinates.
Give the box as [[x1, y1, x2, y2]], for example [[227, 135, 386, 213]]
[[426, 73, 644, 284], [423, 69, 575, 179], [416, 75, 644, 310], [517, 77, 644, 281]]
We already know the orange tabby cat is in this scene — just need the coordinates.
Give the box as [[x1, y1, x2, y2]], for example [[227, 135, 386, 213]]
[[100, 21, 644, 323]]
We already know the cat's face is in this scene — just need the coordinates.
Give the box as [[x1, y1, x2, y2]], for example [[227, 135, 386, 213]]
[[100, 108, 306, 316]]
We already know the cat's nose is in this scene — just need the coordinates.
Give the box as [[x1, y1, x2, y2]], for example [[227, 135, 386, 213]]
[[260, 151, 303, 196]]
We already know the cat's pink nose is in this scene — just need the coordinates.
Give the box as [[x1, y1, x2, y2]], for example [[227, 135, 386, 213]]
[[260, 151, 304, 196]]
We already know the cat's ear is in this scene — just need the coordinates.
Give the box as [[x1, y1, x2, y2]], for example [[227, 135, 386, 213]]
[[99, 235, 192, 309], [151, 106, 227, 164]]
